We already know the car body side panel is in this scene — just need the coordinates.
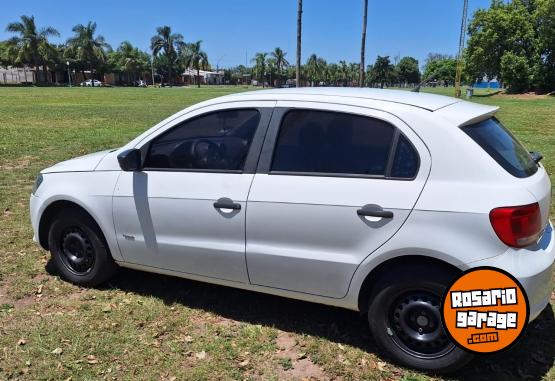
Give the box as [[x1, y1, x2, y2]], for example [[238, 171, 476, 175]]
[[30, 171, 123, 261]]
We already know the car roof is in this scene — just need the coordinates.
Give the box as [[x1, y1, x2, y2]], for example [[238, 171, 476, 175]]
[[231, 87, 461, 112]]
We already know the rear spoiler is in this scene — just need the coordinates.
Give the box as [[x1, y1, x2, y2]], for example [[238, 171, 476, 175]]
[[434, 101, 499, 127]]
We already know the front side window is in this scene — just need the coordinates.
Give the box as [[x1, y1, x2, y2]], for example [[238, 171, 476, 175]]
[[271, 110, 397, 176], [144, 109, 260, 171]]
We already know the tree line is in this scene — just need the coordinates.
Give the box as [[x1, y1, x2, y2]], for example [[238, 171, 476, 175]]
[[0, 16, 208, 86], [1, 0, 553, 93]]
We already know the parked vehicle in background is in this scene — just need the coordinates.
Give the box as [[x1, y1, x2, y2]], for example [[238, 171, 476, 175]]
[[29, 88, 554, 373], [80, 79, 102, 87], [135, 80, 146, 87]]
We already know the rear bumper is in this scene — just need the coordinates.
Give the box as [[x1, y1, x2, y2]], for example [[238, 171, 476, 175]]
[[468, 222, 554, 322]]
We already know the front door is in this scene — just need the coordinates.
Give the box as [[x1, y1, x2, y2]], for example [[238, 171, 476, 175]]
[[246, 105, 430, 297], [113, 106, 272, 283]]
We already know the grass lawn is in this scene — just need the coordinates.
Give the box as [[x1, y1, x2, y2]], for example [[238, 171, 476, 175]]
[[0, 86, 553, 380]]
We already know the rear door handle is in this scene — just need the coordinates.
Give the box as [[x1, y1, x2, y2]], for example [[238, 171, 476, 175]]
[[357, 208, 393, 218], [213, 198, 241, 210]]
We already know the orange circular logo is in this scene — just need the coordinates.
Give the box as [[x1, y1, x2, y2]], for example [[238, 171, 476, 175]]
[[441, 267, 529, 354]]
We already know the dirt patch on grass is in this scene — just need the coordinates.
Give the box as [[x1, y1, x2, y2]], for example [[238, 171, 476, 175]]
[[275, 331, 330, 381], [0, 155, 34, 171], [498, 92, 550, 100]]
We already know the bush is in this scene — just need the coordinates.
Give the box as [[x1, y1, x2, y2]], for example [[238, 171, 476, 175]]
[[500, 52, 530, 93]]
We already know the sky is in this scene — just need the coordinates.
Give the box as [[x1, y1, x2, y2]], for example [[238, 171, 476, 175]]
[[0, 0, 493, 69]]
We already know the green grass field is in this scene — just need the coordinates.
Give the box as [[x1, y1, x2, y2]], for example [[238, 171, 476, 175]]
[[0, 86, 553, 380]]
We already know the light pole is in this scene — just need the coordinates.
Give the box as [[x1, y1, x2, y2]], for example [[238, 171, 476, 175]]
[[66, 61, 72, 87], [151, 52, 156, 87]]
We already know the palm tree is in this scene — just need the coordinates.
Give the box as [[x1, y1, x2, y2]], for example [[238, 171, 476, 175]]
[[108, 41, 150, 85], [271, 47, 289, 87], [181, 40, 209, 88], [360, 0, 368, 87], [306, 54, 326, 86], [150, 26, 184, 86], [5, 15, 59, 83], [66, 22, 110, 87], [252, 52, 267, 88], [296, 0, 303, 87], [339, 60, 349, 86]]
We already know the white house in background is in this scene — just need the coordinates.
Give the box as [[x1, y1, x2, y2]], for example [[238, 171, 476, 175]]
[[182, 68, 224, 85], [0, 66, 35, 84]]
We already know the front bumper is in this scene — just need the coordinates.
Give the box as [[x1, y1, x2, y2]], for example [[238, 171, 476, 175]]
[[30, 194, 43, 247], [468, 222, 554, 322]]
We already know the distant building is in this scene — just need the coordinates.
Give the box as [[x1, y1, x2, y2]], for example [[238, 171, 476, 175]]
[[182, 68, 224, 85], [474, 76, 500, 89], [0, 66, 35, 84]]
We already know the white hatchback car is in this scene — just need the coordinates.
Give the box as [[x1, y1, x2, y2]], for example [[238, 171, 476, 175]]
[[30, 88, 554, 372]]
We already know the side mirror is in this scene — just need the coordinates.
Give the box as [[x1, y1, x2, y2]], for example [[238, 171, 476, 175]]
[[117, 148, 142, 171]]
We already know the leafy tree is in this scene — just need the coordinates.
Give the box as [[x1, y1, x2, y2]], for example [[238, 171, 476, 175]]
[[150, 26, 184, 86], [501, 51, 530, 92], [108, 41, 150, 85], [396, 56, 421, 85], [66, 21, 111, 86], [423, 53, 457, 84], [252, 52, 268, 87], [181, 40, 208, 88], [534, 0, 555, 92], [0, 41, 10, 67], [465, 0, 536, 87], [271, 47, 289, 86], [5, 15, 59, 82], [372, 55, 394, 88]]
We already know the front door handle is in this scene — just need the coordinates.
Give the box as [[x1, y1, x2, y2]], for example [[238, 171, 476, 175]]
[[357, 207, 393, 218], [213, 198, 241, 210]]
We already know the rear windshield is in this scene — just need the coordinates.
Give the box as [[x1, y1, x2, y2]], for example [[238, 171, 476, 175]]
[[461, 118, 537, 178]]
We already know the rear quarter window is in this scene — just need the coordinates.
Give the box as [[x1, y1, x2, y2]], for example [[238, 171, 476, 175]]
[[461, 118, 538, 178]]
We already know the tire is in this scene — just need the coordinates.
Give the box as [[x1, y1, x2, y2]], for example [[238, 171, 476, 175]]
[[367, 264, 473, 373], [48, 208, 117, 287]]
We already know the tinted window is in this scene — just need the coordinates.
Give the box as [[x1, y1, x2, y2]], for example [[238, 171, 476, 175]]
[[462, 118, 537, 178], [391, 135, 419, 178], [272, 110, 395, 175], [144, 109, 260, 171]]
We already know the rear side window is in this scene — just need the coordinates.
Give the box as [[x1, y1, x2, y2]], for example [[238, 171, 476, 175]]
[[144, 109, 260, 171], [391, 135, 419, 178], [271, 110, 395, 176], [271, 110, 420, 179], [462, 118, 537, 178]]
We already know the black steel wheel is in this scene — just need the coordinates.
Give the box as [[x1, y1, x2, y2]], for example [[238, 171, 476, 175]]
[[367, 264, 473, 373], [48, 207, 117, 286], [389, 290, 453, 359]]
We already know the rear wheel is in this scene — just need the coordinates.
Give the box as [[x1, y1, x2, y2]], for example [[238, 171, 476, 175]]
[[367, 265, 473, 373], [48, 208, 117, 286]]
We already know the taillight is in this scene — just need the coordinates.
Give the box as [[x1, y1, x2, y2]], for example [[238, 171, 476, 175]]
[[489, 203, 542, 248]]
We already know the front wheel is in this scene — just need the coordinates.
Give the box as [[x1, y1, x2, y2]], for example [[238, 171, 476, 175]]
[[367, 265, 473, 373], [48, 208, 117, 287]]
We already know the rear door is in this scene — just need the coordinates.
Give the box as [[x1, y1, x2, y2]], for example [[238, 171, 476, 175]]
[[245, 103, 431, 298]]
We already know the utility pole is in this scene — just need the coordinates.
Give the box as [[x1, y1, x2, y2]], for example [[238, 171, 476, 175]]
[[360, 0, 368, 87], [296, 0, 302, 87], [455, 0, 468, 98]]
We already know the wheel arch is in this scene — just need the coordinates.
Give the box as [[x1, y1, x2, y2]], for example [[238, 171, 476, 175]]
[[357, 255, 462, 314], [38, 199, 106, 251]]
